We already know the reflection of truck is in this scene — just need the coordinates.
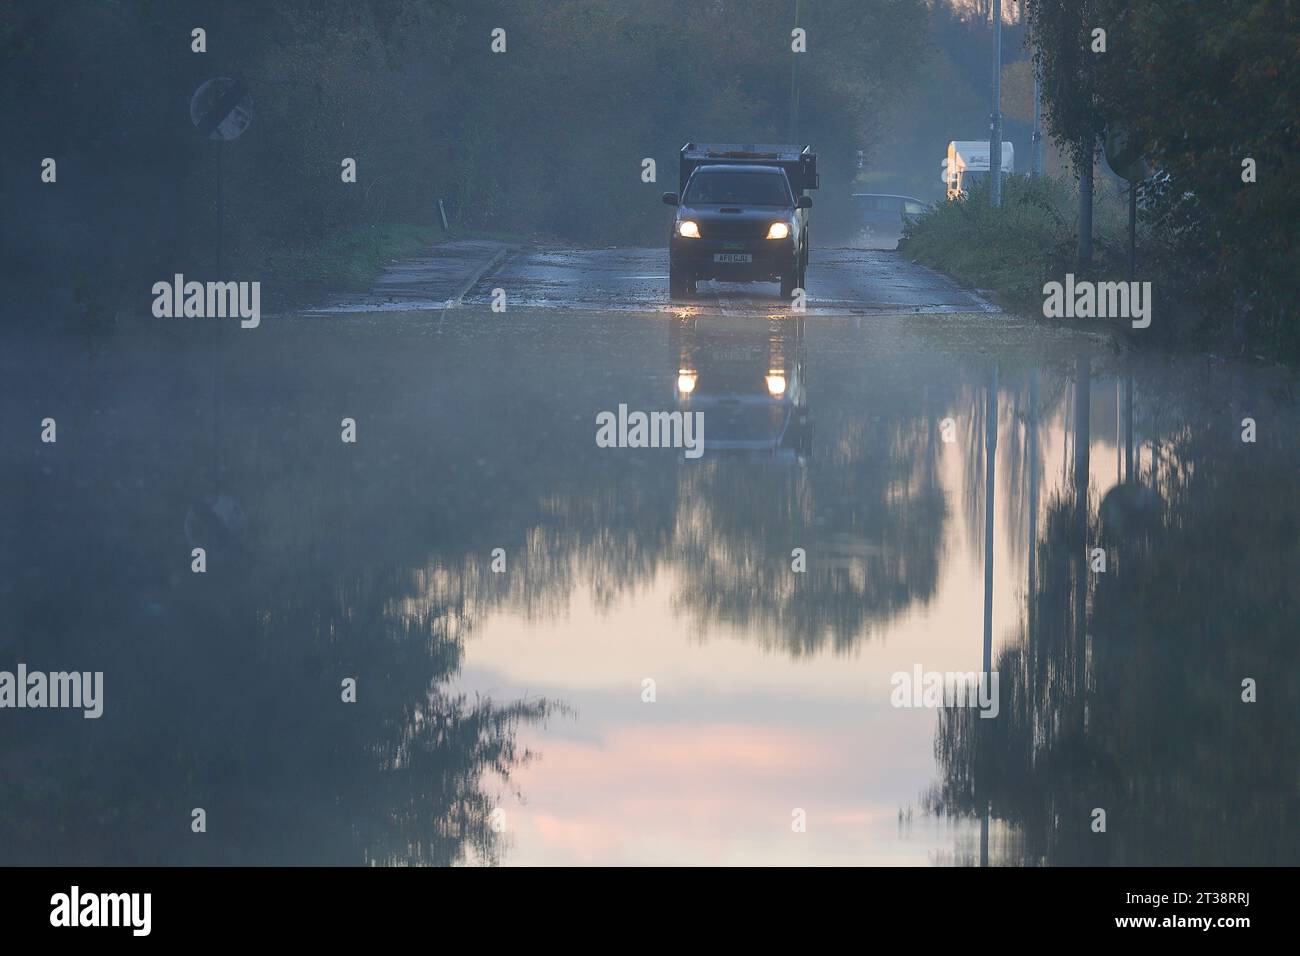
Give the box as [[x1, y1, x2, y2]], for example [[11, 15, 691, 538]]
[[662, 143, 818, 299], [942, 140, 1014, 200], [671, 314, 811, 461]]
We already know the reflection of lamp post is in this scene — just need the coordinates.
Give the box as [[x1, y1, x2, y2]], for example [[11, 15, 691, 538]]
[[1124, 373, 1134, 483], [983, 366, 998, 676], [1028, 371, 1039, 640], [980, 367, 998, 868], [1073, 357, 1091, 724]]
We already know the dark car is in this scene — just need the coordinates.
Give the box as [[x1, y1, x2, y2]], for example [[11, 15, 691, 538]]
[[662, 143, 819, 300], [850, 193, 930, 249], [663, 161, 813, 300]]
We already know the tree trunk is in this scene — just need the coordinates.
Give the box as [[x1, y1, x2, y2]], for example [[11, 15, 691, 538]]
[[1078, 137, 1094, 266]]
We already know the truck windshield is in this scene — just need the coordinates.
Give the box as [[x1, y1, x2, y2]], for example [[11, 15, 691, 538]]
[[684, 171, 792, 206]]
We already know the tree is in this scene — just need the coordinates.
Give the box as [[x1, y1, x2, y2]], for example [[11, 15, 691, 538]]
[[1026, 0, 1300, 356], [1023, 0, 1107, 265], [1091, 0, 1300, 356]]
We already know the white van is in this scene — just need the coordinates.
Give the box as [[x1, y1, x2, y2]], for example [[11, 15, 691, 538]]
[[943, 141, 1015, 200]]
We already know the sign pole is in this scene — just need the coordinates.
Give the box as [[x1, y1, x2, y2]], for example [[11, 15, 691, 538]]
[[216, 139, 224, 278], [1106, 130, 1149, 284], [190, 75, 252, 486], [191, 76, 252, 276], [1128, 183, 1137, 283]]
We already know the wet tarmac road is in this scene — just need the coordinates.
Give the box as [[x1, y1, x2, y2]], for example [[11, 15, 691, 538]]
[[461, 245, 998, 316], [306, 241, 997, 317]]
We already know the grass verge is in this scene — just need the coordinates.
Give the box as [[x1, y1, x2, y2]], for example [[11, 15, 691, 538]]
[[899, 175, 1137, 317], [227, 222, 554, 313], [232, 223, 445, 306]]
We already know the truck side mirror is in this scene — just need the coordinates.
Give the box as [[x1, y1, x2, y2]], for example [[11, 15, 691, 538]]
[[796, 195, 813, 209], [662, 192, 679, 206]]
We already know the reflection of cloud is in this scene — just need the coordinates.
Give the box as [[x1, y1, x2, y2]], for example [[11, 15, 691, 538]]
[[507, 722, 943, 866], [542, 723, 834, 778]]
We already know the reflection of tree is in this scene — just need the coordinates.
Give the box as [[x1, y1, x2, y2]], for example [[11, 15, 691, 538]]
[[1001, 370, 1063, 572], [928, 358, 1300, 865], [0, 504, 554, 865], [960, 367, 1066, 571], [0, 338, 567, 866], [669, 360, 951, 654], [361, 686, 549, 867]]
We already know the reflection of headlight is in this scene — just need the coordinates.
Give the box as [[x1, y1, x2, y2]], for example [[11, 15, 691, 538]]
[[677, 220, 700, 238], [765, 374, 787, 396], [677, 370, 697, 394], [766, 222, 791, 240]]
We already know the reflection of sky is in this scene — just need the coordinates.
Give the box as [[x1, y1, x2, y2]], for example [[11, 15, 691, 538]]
[[451, 379, 1131, 865]]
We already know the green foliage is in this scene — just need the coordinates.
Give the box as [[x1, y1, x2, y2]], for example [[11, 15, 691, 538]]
[[1022, 0, 1106, 171], [1094, 0, 1300, 357], [437, 0, 929, 243], [1, 0, 930, 315], [1024, 0, 1300, 358], [900, 174, 1133, 310]]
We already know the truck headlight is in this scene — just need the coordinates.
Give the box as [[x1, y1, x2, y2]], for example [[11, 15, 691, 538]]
[[766, 222, 791, 240], [677, 220, 700, 239]]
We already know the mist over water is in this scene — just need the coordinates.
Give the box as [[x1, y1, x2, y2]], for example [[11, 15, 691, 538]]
[[3, 310, 1294, 865]]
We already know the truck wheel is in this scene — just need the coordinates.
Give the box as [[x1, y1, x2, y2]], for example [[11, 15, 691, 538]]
[[780, 270, 797, 300], [670, 267, 691, 299]]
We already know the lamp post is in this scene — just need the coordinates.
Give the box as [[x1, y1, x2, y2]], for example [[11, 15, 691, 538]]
[[989, 0, 1003, 206], [790, 0, 802, 141]]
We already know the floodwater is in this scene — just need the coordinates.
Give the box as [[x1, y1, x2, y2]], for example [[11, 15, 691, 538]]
[[1, 305, 1296, 866]]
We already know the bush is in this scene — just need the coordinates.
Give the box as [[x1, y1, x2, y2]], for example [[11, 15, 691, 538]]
[[902, 174, 1147, 317]]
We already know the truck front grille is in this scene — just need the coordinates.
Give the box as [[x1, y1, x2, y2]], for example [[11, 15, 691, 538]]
[[702, 220, 769, 240]]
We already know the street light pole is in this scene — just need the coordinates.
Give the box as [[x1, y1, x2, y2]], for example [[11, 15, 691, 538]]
[[990, 0, 1003, 206], [790, 0, 802, 141]]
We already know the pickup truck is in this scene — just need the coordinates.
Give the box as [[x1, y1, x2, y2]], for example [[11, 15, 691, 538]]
[[661, 143, 817, 300]]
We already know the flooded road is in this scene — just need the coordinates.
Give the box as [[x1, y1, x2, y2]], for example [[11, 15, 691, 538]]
[[2, 266, 1297, 865], [308, 243, 997, 317], [461, 245, 996, 316]]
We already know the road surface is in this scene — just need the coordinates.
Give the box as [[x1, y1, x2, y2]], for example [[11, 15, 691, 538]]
[[466, 246, 997, 315], [311, 243, 998, 317]]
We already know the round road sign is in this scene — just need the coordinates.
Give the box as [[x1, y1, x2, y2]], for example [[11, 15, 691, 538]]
[[190, 77, 254, 141], [1104, 127, 1152, 183]]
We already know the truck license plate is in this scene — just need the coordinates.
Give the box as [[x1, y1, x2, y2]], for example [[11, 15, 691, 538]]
[[713, 253, 752, 264]]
